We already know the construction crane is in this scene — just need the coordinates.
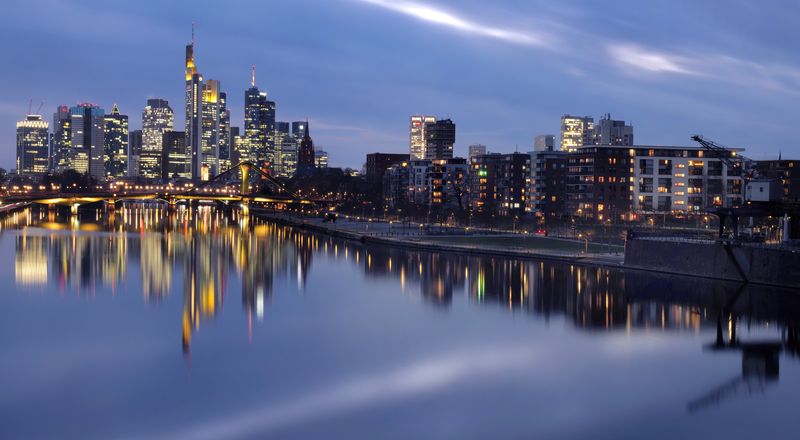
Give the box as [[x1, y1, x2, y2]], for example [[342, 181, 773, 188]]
[[691, 135, 758, 182]]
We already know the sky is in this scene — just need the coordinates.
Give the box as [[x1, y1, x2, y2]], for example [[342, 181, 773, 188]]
[[1, 0, 799, 169]]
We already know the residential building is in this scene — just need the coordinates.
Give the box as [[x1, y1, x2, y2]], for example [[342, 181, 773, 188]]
[[424, 118, 455, 160], [469, 153, 530, 217], [16, 114, 49, 176], [409, 115, 436, 160], [566, 145, 744, 221], [408, 158, 468, 208], [141, 99, 174, 179], [593, 113, 633, 146], [534, 134, 555, 151], [560, 115, 593, 152], [366, 152, 410, 188], [468, 144, 487, 161], [383, 161, 410, 209], [530, 149, 568, 221], [103, 104, 128, 178], [755, 159, 800, 203]]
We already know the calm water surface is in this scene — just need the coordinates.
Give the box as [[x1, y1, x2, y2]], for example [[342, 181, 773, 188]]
[[1, 206, 799, 439]]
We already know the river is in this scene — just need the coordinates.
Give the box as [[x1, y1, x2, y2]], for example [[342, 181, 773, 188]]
[[1, 205, 798, 439]]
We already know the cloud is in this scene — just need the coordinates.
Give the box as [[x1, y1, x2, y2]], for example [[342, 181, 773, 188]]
[[606, 43, 697, 75], [356, 0, 550, 48], [138, 345, 537, 440]]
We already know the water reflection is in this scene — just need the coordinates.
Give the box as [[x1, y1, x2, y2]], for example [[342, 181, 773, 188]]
[[4, 205, 800, 412]]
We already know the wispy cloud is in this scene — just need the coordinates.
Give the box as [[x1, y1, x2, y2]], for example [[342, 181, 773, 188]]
[[606, 43, 697, 75], [356, 0, 550, 48]]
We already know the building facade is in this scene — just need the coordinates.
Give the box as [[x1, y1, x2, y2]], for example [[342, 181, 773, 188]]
[[51, 106, 72, 172], [16, 115, 49, 176], [409, 115, 436, 160], [162, 131, 187, 180], [244, 80, 276, 171], [468, 144, 487, 161], [755, 159, 800, 203], [424, 118, 455, 160], [469, 153, 530, 217], [103, 104, 128, 178], [141, 99, 174, 179], [560, 115, 593, 152], [593, 114, 633, 146], [366, 153, 411, 189], [530, 149, 568, 221], [69, 104, 105, 179], [534, 134, 555, 151]]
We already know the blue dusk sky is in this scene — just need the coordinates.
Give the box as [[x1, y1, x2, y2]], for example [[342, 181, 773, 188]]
[[1, 0, 799, 169]]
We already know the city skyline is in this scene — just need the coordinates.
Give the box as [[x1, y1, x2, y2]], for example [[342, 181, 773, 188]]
[[2, 0, 799, 171]]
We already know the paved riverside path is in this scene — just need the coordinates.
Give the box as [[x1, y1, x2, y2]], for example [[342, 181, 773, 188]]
[[256, 212, 625, 268]]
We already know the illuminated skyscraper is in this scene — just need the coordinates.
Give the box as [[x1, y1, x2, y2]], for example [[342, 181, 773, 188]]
[[198, 79, 229, 177], [272, 129, 297, 178], [560, 115, 593, 152], [244, 66, 276, 169], [409, 115, 436, 160], [51, 106, 72, 172], [141, 99, 174, 178], [69, 104, 105, 178], [218, 92, 231, 172], [103, 104, 128, 178], [314, 148, 328, 169], [162, 131, 186, 180], [185, 26, 203, 179], [16, 114, 49, 175]]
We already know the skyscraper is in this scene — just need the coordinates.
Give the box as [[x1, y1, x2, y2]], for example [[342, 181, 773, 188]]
[[185, 26, 203, 179], [592, 113, 633, 146], [291, 121, 308, 139], [314, 148, 329, 169], [51, 106, 72, 172], [218, 92, 231, 172], [128, 129, 142, 177], [560, 115, 593, 152], [141, 99, 174, 179], [69, 104, 105, 179], [162, 131, 186, 180], [409, 115, 436, 160], [103, 104, 128, 178], [199, 79, 227, 177], [272, 129, 297, 178], [16, 114, 49, 175], [244, 66, 276, 170], [424, 118, 455, 160]]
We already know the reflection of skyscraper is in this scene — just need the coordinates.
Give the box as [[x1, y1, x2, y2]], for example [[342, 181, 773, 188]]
[[15, 234, 48, 286]]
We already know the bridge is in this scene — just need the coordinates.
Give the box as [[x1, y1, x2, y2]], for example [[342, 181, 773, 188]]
[[0, 162, 324, 214]]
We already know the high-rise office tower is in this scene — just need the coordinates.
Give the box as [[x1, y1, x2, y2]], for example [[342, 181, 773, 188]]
[[592, 113, 633, 146], [424, 118, 455, 160], [218, 92, 231, 172], [16, 114, 49, 175], [199, 79, 227, 177], [244, 66, 276, 170], [276, 121, 290, 134], [185, 26, 203, 179], [162, 131, 186, 180], [51, 106, 72, 172], [69, 103, 105, 179], [272, 129, 297, 178], [291, 121, 308, 139], [409, 115, 436, 160], [103, 104, 128, 178], [560, 115, 593, 152], [128, 129, 142, 177], [296, 121, 316, 176], [141, 98, 174, 179], [534, 134, 556, 151], [468, 144, 487, 161]]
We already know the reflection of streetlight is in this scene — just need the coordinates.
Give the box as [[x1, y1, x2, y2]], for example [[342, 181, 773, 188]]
[[578, 233, 589, 253]]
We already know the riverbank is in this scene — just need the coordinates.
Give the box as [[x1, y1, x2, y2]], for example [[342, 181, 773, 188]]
[[253, 211, 625, 268]]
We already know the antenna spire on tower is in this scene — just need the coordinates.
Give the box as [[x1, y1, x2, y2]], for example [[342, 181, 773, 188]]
[[191, 21, 195, 45], [251, 64, 256, 87]]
